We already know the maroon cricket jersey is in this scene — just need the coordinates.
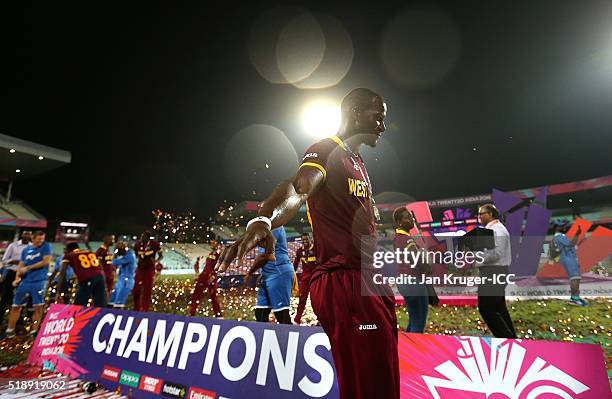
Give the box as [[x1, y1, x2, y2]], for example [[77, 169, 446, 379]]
[[95, 245, 114, 276], [300, 136, 377, 278], [63, 249, 105, 282], [200, 249, 220, 282], [393, 228, 420, 276], [293, 244, 318, 273], [134, 240, 161, 271]]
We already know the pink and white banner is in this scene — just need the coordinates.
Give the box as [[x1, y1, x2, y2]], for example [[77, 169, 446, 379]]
[[27, 305, 610, 398], [399, 334, 611, 398]]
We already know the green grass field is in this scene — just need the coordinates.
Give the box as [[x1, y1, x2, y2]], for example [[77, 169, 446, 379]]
[[1, 276, 610, 383]]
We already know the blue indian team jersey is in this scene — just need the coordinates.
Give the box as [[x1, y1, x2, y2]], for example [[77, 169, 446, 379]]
[[262, 227, 293, 277], [112, 249, 137, 278], [20, 242, 53, 283]]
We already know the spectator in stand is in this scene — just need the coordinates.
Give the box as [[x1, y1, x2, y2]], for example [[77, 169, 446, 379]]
[[1, 231, 52, 339], [132, 231, 163, 311], [0, 230, 31, 325], [109, 241, 136, 308], [96, 235, 116, 297], [189, 240, 223, 317]]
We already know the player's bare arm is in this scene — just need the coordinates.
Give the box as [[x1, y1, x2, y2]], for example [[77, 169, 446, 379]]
[[216, 166, 324, 272], [23, 256, 52, 273]]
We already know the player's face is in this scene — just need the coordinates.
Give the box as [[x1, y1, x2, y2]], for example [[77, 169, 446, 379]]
[[357, 99, 387, 147], [211, 240, 218, 249], [400, 211, 414, 230], [21, 231, 32, 242], [115, 242, 126, 254], [302, 236, 310, 246], [478, 208, 492, 225], [32, 234, 45, 246]]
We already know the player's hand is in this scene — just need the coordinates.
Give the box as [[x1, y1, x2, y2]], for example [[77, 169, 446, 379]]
[[216, 221, 275, 273]]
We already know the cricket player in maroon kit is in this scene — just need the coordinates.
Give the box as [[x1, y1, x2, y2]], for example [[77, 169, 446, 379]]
[[218, 88, 399, 399], [292, 232, 317, 325], [190, 240, 223, 317], [132, 231, 162, 312], [95, 235, 115, 297], [57, 242, 107, 307]]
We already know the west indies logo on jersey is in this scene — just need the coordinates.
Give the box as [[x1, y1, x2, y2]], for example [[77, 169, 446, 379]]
[[422, 337, 590, 398], [347, 177, 369, 199]]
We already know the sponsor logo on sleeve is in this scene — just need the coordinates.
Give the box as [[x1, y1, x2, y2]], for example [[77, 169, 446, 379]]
[[139, 375, 163, 394], [101, 365, 121, 382], [162, 381, 187, 399], [187, 387, 216, 399], [119, 370, 140, 388]]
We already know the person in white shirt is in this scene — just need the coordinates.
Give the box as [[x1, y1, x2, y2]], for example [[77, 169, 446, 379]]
[[477, 204, 517, 338], [0, 231, 32, 325]]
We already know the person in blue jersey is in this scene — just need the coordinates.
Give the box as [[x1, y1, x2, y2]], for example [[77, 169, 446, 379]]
[[552, 221, 588, 307], [109, 241, 137, 308], [51, 252, 75, 304], [1, 231, 53, 339], [245, 226, 294, 324]]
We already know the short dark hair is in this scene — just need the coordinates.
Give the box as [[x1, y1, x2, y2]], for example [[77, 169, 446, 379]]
[[66, 242, 79, 252], [393, 207, 409, 225], [32, 230, 45, 237], [480, 203, 499, 219], [341, 88, 382, 117]]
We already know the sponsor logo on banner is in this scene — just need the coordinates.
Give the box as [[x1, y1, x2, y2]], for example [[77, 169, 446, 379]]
[[162, 381, 187, 399], [422, 337, 590, 398], [188, 386, 216, 399], [119, 370, 140, 388], [101, 365, 120, 382], [139, 375, 162, 394]]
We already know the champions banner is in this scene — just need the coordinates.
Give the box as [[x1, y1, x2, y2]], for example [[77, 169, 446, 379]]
[[29, 305, 610, 399]]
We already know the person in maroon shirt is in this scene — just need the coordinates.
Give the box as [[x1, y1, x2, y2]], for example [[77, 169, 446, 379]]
[[189, 240, 223, 317], [132, 230, 163, 312], [95, 235, 115, 297], [292, 232, 317, 325], [217, 88, 398, 399], [57, 242, 107, 307], [393, 207, 431, 333]]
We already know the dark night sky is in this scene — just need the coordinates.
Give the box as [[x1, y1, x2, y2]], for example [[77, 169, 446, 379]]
[[2, 1, 612, 234]]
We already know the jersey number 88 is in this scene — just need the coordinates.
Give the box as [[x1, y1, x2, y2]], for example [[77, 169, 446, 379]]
[[78, 253, 100, 268]]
